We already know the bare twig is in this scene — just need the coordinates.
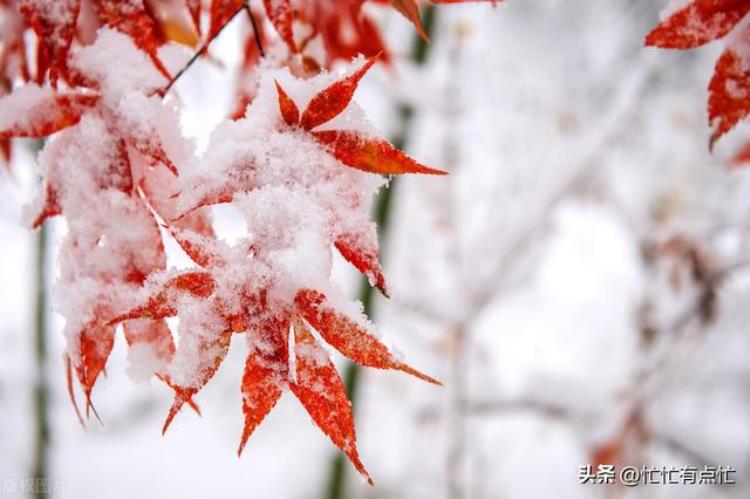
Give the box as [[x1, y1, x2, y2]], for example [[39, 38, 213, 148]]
[[163, 2, 264, 95]]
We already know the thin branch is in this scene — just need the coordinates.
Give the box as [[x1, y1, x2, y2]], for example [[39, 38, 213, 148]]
[[163, 2, 264, 96], [466, 53, 661, 320], [243, 5, 265, 58]]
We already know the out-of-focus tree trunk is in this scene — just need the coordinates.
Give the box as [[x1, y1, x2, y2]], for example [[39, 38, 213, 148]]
[[324, 7, 437, 499], [31, 139, 50, 499]]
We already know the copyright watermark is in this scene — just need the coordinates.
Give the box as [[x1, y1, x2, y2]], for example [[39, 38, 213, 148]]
[[578, 464, 737, 486], [1, 478, 67, 496]]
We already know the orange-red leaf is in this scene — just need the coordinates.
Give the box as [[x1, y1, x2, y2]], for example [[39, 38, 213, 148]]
[[169, 209, 219, 267], [65, 354, 84, 426], [263, 0, 295, 52], [731, 139, 750, 166], [130, 138, 179, 176], [290, 320, 372, 484], [0, 138, 10, 169], [75, 320, 116, 418], [162, 330, 231, 433], [186, 0, 201, 35], [295, 289, 441, 385], [0, 91, 99, 139], [208, 0, 244, 39], [122, 318, 200, 413], [645, 0, 750, 49], [92, 0, 172, 78], [274, 80, 300, 126], [334, 233, 388, 297], [123, 319, 176, 365], [18, 0, 81, 85], [299, 57, 378, 131], [390, 0, 428, 41], [29, 183, 62, 228], [237, 321, 288, 456], [708, 41, 750, 148], [313, 130, 448, 175], [108, 271, 215, 324]]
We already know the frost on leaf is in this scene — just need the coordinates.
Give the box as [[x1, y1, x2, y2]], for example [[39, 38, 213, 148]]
[[709, 34, 750, 147], [645, 0, 750, 149], [645, 0, 750, 49], [18, 0, 80, 85]]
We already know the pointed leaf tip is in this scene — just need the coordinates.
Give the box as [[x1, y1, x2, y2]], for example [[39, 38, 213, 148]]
[[313, 130, 448, 175], [274, 79, 300, 126], [300, 57, 379, 131]]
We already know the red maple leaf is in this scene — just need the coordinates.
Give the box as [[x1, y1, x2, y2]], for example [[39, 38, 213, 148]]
[[646, 1, 750, 147]]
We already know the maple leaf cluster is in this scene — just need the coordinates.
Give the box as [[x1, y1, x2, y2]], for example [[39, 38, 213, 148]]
[[645, 0, 750, 152], [0, 0, 500, 484]]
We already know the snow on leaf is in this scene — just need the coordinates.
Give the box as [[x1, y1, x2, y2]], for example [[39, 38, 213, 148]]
[[91, 0, 172, 78], [313, 130, 448, 175], [295, 289, 442, 385], [122, 319, 200, 413], [108, 271, 216, 324], [263, 0, 295, 52], [162, 330, 232, 433], [334, 232, 389, 297], [0, 85, 98, 139], [18, 0, 81, 85], [645, 0, 750, 49], [28, 183, 62, 228], [168, 209, 220, 267], [237, 318, 287, 456], [75, 319, 116, 418], [708, 39, 750, 148], [290, 319, 373, 485], [299, 56, 378, 131]]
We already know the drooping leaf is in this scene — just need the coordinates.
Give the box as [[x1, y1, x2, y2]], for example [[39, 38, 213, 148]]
[[162, 330, 232, 433], [237, 319, 288, 456], [75, 319, 117, 418], [290, 320, 373, 484], [334, 232, 388, 296], [18, 0, 81, 85], [122, 318, 201, 413], [390, 0, 428, 41]]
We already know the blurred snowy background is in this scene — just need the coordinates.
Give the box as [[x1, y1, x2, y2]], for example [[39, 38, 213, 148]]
[[2, 0, 750, 498]]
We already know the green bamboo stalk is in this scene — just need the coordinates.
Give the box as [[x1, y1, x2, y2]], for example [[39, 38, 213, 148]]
[[325, 7, 437, 499]]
